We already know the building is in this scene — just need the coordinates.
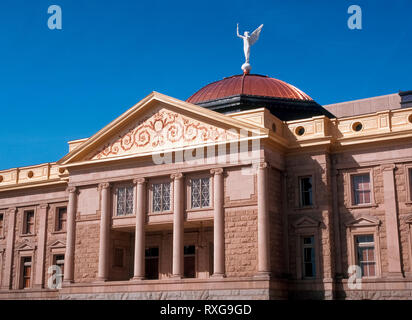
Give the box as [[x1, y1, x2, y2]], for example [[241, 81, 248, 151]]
[[0, 71, 412, 300]]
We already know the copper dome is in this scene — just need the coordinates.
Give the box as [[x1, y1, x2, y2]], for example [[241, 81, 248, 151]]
[[187, 74, 312, 104]]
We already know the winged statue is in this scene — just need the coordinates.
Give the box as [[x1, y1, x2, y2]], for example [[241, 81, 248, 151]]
[[237, 23, 264, 73]]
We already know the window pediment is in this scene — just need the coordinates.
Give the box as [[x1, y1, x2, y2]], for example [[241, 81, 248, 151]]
[[345, 215, 380, 228], [293, 216, 320, 229], [16, 241, 36, 251], [49, 240, 66, 249]]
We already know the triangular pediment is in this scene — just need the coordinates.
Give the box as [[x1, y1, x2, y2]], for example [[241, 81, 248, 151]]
[[17, 242, 36, 251], [346, 215, 380, 227], [58, 92, 266, 166], [49, 240, 66, 248], [293, 216, 320, 228]]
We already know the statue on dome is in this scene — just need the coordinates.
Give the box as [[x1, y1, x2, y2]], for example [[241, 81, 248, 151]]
[[236, 23, 264, 74]]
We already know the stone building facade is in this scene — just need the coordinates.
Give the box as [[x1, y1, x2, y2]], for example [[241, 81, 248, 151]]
[[0, 73, 412, 300]]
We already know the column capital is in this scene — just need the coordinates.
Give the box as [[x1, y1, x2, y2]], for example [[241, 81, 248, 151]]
[[210, 168, 224, 175], [258, 161, 269, 170], [98, 182, 111, 191], [6, 207, 17, 214], [39, 203, 49, 210], [66, 186, 77, 194], [170, 172, 183, 180], [133, 177, 146, 185], [381, 163, 396, 172]]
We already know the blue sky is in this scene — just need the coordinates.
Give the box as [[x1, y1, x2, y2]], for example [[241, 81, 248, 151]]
[[0, 0, 411, 170]]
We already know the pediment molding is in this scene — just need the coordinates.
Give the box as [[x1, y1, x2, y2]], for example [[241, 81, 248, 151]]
[[292, 216, 320, 229], [405, 215, 412, 224], [49, 240, 66, 249], [16, 241, 36, 251], [345, 215, 380, 228], [58, 92, 266, 166]]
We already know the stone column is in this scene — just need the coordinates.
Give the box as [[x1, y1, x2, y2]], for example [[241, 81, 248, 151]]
[[97, 182, 111, 281], [171, 173, 184, 278], [34, 203, 49, 288], [133, 178, 146, 280], [257, 162, 271, 276], [211, 168, 225, 277], [331, 168, 343, 276], [381, 164, 403, 276], [64, 187, 77, 284], [1, 207, 16, 289]]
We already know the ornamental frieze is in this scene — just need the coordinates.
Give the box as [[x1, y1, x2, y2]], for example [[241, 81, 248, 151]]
[[90, 108, 239, 160]]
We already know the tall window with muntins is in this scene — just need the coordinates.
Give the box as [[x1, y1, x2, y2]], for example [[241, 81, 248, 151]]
[[21, 257, 32, 289], [191, 178, 210, 209], [355, 235, 376, 277], [302, 236, 316, 278], [152, 183, 171, 212], [409, 168, 412, 200], [56, 207, 67, 232], [352, 173, 371, 205], [23, 210, 35, 235], [299, 176, 313, 207], [0, 213, 4, 237], [116, 186, 134, 216]]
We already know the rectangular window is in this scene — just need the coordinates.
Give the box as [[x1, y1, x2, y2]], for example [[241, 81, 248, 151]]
[[302, 236, 316, 278], [152, 183, 171, 212], [191, 178, 210, 209], [23, 210, 35, 235], [352, 174, 371, 205], [299, 176, 313, 207], [184, 245, 196, 278], [409, 168, 412, 201], [0, 213, 4, 237], [56, 207, 67, 232], [355, 235, 376, 277], [21, 257, 32, 289], [145, 247, 159, 280], [53, 254, 65, 276], [113, 248, 124, 268], [116, 186, 134, 216]]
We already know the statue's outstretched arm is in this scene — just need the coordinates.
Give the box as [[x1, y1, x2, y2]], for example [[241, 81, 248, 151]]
[[236, 23, 243, 39]]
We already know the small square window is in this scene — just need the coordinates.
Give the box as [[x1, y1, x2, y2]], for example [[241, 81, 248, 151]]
[[299, 176, 313, 207], [116, 186, 134, 216], [152, 183, 171, 212], [23, 210, 35, 235], [355, 234, 376, 277], [191, 178, 210, 209], [351, 174, 371, 205]]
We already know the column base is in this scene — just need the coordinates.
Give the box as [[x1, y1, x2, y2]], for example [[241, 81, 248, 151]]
[[170, 275, 182, 280], [95, 277, 108, 283], [385, 272, 404, 279], [254, 272, 271, 280], [131, 276, 145, 281], [62, 280, 74, 286], [211, 273, 226, 279]]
